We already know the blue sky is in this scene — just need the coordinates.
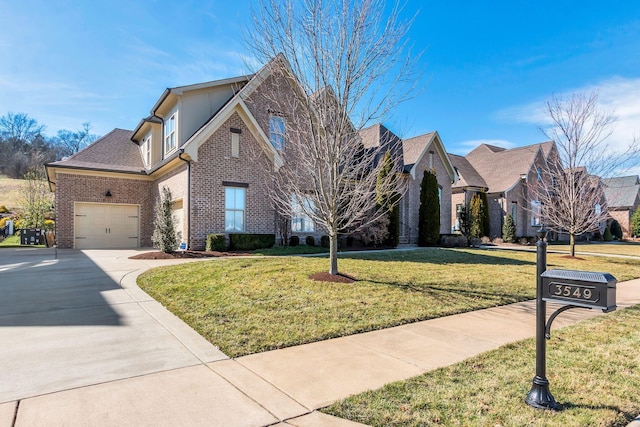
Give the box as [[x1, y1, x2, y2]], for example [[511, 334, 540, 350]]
[[1, 0, 639, 156]]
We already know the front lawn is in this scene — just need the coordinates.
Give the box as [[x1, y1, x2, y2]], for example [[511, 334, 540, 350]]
[[323, 304, 640, 426], [548, 241, 640, 257], [137, 248, 640, 357]]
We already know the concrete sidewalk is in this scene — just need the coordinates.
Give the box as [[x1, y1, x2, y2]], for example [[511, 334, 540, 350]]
[[3, 248, 640, 426]]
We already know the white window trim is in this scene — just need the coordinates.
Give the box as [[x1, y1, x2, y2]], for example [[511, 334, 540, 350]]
[[269, 115, 285, 151], [291, 195, 315, 233], [164, 113, 177, 156], [225, 187, 246, 232], [531, 200, 541, 226], [142, 134, 152, 167]]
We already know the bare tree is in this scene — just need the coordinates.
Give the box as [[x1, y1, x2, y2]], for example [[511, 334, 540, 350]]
[[531, 91, 639, 256], [246, 0, 418, 275], [55, 122, 98, 157], [0, 112, 45, 144]]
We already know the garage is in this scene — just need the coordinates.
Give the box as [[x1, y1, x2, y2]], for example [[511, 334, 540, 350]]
[[74, 203, 140, 249]]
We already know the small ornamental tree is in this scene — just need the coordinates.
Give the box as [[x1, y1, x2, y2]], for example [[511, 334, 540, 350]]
[[418, 169, 440, 246], [152, 186, 178, 253], [376, 150, 399, 247], [19, 168, 52, 229], [469, 193, 485, 238], [632, 209, 640, 237], [502, 213, 516, 243]]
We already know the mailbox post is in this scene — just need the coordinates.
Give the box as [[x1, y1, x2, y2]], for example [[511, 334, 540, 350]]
[[525, 227, 617, 410], [525, 227, 558, 410]]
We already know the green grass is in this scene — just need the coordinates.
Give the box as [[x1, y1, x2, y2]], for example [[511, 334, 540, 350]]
[[253, 245, 328, 256], [0, 234, 47, 248], [323, 305, 640, 426], [137, 248, 640, 357], [548, 242, 640, 257]]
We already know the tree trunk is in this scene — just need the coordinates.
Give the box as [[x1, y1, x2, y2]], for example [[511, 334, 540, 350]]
[[570, 233, 575, 257], [329, 233, 339, 275]]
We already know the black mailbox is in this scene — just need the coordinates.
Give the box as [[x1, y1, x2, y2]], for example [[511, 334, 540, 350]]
[[541, 269, 616, 312]]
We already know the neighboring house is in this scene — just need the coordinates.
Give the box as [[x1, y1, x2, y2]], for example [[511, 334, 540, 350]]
[[46, 57, 296, 250], [603, 175, 640, 238], [448, 141, 557, 238], [359, 124, 458, 244]]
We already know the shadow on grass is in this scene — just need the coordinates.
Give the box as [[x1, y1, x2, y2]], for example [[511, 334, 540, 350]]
[[343, 248, 536, 267], [365, 278, 530, 304], [558, 401, 636, 421]]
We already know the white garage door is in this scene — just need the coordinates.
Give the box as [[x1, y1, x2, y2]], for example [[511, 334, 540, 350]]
[[75, 203, 140, 249]]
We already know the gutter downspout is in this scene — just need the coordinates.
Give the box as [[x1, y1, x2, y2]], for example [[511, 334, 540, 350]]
[[178, 148, 191, 249]]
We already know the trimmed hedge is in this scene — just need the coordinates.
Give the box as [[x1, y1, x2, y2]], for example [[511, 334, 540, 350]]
[[289, 235, 300, 246], [439, 234, 469, 248], [206, 234, 226, 251], [229, 233, 275, 250], [305, 236, 315, 246]]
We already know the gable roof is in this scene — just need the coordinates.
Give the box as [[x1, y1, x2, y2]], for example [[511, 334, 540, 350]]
[[180, 55, 292, 167], [603, 175, 640, 208], [448, 153, 487, 189], [46, 128, 144, 174], [402, 131, 457, 182], [465, 141, 554, 193]]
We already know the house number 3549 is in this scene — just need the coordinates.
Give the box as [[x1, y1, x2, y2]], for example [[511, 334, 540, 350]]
[[552, 284, 593, 300]]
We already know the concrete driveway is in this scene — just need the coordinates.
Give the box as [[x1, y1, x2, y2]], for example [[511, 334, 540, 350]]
[[0, 247, 228, 403]]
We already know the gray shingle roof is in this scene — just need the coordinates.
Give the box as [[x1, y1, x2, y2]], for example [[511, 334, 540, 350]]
[[47, 128, 145, 174], [402, 132, 436, 167], [448, 153, 487, 189], [464, 141, 554, 193], [603, 176, 640, 208]]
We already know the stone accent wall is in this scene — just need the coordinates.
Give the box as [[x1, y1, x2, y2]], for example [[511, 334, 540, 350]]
[[189, 111, 275, 250], [54, 173, 154, 248]]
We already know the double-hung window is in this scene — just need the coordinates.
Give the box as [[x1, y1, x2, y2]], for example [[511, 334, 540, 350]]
[[142, 135, 151, 167], [531, 200, 541, 226], [165, 114, 176, 154], [269, 115, 285, 150], [291, 196, 315, 232], [225, 187, 245, 232]]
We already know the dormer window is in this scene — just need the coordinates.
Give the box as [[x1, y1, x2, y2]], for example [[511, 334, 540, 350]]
[[165, 114, 176, 154], [269, 115, 285, 150]]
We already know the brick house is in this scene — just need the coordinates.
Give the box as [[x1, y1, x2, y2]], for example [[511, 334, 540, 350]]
[[448, 141, 557, 239], [45, 57, 457, 249], [46, 57, 293, 250], [603, 175, 640, 238], [359, 124, 457, 244]]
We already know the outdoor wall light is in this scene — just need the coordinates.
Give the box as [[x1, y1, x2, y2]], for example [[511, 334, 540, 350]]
[[104, 190, 112, 197]]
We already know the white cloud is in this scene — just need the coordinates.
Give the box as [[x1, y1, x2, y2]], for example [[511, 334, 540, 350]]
[[495, 76, 640, 154]]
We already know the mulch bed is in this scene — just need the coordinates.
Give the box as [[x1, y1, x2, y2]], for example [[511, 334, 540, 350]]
[[559, 255, 585, 260]]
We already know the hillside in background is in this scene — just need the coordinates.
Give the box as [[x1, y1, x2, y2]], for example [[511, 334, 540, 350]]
[[0, 174, 25, 210]]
